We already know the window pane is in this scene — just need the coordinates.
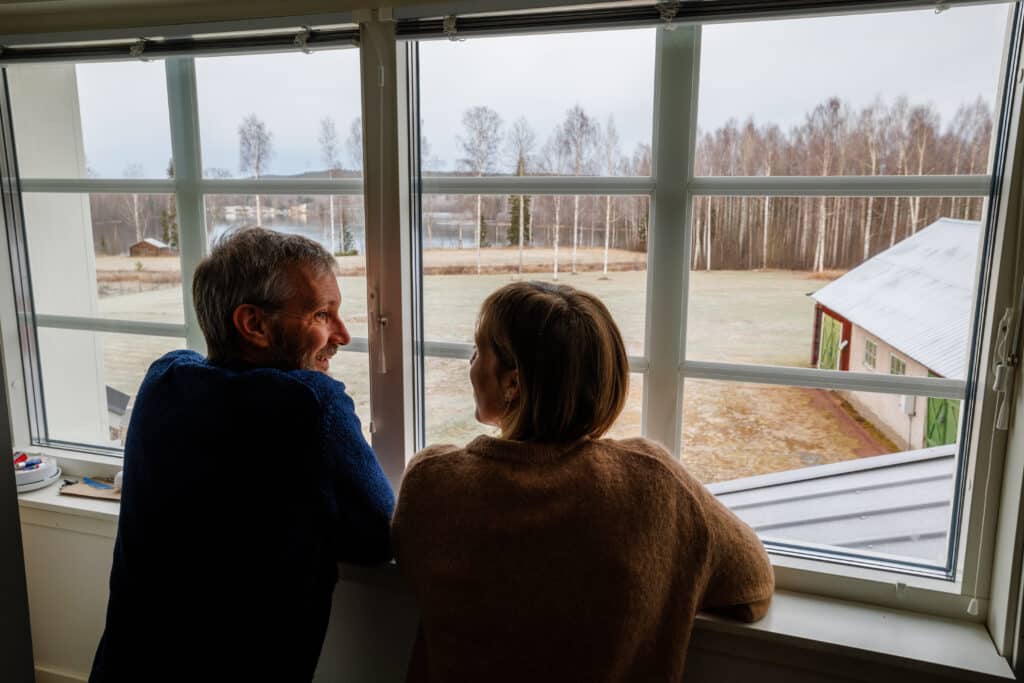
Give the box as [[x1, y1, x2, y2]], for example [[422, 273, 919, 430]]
[[35, 329, 184, 448], [204, 194, 368, 326], [684, 379, 960, 566], [422, 357, 486, 451], [23, 193, 184, 325], [419, 29, 655, 176], [696, 5, 1007, 176], [205, 193, 365, 254], [686, 197, 984, 381], [421, 194, 648, 356], [8, 61, 172, 179], [195, 50, 363, 178], [422, 361, 643, 456]]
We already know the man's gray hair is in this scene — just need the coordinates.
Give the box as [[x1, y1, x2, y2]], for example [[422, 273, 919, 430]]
[[193, 227, 338, 363]]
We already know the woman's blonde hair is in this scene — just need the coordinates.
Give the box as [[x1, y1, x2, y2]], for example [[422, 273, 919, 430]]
[[477, 281, 629, 442]]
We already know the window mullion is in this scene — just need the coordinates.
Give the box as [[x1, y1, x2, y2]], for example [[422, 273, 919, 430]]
[[642, 25, 700, 455], [689, 174, 991, 197], [33, 314, 186, 338], [19, 178, 177, 194], [197, 177, 364, 196], [421, 175, 654, 196], [684, 360, 967, 400], [164, 57, 207, 353], [359, 14, 415, 484]]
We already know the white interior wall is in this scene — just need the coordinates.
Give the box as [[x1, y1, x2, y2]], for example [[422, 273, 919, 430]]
[[17, 506, 990, 683]]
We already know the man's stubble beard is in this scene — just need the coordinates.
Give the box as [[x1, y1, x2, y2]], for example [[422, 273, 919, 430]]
[[267, 321, 336, 372]]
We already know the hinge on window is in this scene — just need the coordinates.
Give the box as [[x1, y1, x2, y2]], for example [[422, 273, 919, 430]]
[[294, 27, 313, 55], [443, 16, 464, 42], [128, 39, 150, 62], [656, 2, 681, 30]]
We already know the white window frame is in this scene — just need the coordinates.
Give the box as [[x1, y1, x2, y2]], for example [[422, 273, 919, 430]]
[[390, 5, 1024, 636], [890, 354, 908, 376], [0, 1, 1023, 659]]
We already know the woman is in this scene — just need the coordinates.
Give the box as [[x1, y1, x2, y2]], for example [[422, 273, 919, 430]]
[[392, 281, 773, 682]]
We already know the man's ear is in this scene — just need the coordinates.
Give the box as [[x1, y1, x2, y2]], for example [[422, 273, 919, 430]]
[[232, 304, 273, 349]]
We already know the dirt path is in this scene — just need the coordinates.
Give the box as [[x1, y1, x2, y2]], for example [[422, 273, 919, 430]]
[[678, 382, 895, 484]]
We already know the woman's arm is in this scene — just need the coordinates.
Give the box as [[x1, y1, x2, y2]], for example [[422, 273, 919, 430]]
[[698, 488, 775, 622]]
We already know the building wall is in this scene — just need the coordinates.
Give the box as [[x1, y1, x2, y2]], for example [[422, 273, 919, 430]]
[[844, 325, 932, 450], [129, 243, 159, 257]]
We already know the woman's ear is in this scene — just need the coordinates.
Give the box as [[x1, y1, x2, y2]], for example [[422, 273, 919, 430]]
[[503, 368, 520, 404], [232, 304, 273, 350]]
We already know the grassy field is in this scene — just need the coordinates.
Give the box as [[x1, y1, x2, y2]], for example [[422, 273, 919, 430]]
[[87, 251, 895, 483]]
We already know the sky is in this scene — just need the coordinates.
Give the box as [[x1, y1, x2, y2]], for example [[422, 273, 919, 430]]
[[62, 2, 1011, 179]]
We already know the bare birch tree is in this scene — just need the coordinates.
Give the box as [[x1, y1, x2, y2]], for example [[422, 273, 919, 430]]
[[238, 114, 273, 224], [601, 115, 620, 277], [346, 117, 363, 171], [506, 116, 536, 278], [541, 132, 572, 279], [319, 117, 341, 254], [459, 106, 503, 273], [559, 105, 599, 275], [122, 163, 146, 243]]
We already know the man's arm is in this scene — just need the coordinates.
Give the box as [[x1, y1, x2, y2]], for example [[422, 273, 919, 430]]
[[314, 376, 396, 565]]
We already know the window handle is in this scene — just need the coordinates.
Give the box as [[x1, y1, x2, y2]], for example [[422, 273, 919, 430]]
[[369, 288, 388, 375]]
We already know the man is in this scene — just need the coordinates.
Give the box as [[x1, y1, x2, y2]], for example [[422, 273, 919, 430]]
[[90, 228, 394, 682]]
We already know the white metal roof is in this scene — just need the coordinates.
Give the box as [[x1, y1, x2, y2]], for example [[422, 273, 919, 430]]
[[709, 446, 956, 566], [141, 237, 169, 248], [811, 218, 981, 380]]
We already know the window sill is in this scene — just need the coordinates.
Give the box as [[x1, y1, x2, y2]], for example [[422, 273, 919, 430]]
[[339, 562, 1014, 681], [15, 479, 1015, 682], [17, 472, 120, 523], [699, 591, 1012, 681]]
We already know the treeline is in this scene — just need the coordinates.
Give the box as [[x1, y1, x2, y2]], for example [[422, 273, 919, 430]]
[[692, 96, 992, 270], [88, 95, 993, 271], [426, 95, 991, 272]]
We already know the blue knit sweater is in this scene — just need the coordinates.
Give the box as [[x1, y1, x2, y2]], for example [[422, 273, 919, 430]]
[[90, 350, 395, 682]]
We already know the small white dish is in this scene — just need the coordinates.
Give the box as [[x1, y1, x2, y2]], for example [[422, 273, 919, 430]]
[[16, 467, 62, 494]]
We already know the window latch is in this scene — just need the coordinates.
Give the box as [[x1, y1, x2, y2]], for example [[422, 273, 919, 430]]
[[370, 288, 388, 375]]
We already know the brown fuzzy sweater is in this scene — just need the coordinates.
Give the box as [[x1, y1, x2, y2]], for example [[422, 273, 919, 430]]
[[392, 435, 774, 683]]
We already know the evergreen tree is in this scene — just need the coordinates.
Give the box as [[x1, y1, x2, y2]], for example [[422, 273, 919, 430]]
[[343, 225, 355, 254], [507, 194, 532, 245], [161, 158, 179, 248], [480, 216, 491, 248]]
